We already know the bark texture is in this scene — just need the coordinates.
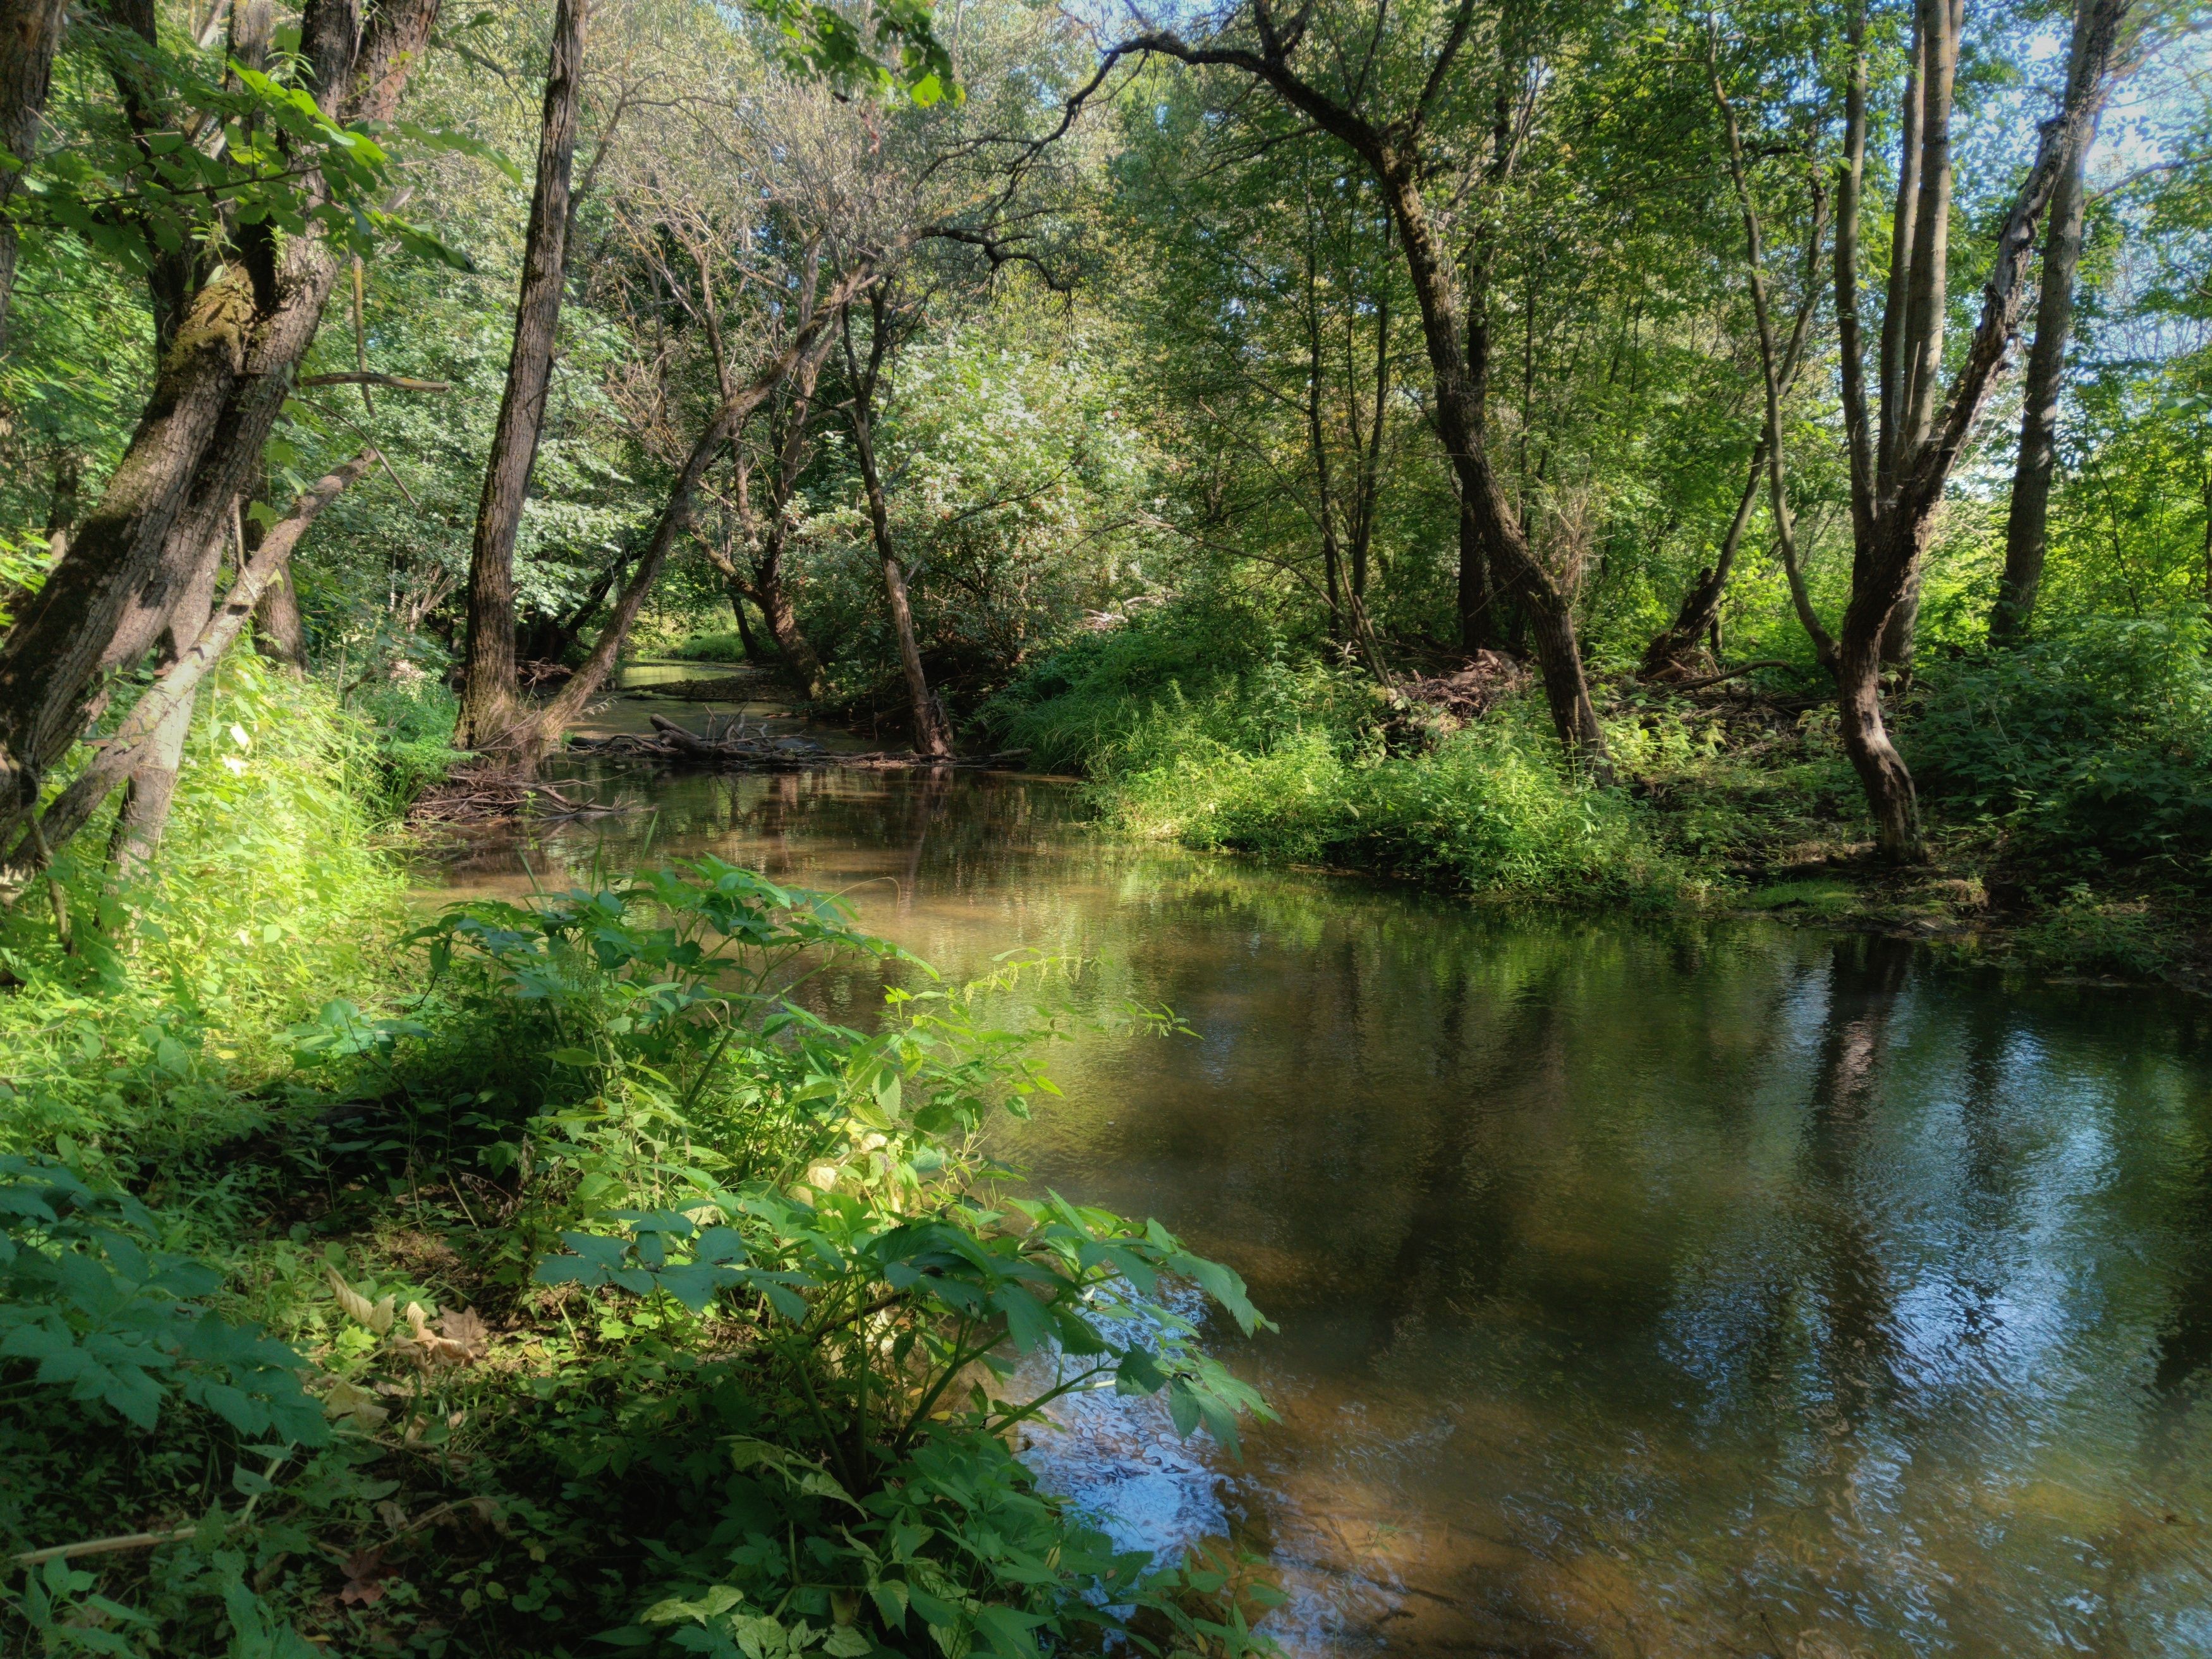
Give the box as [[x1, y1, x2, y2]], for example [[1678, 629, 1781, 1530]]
[[0, 0, 66, 351], [454, 0, 588, 750], [1992, 4, 2096, 643], [9, 453, 375, 867], [0, 0, 442, 848]]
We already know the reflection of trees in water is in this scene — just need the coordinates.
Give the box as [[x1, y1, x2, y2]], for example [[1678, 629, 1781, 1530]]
[[1797, 934, 1914, 1438]]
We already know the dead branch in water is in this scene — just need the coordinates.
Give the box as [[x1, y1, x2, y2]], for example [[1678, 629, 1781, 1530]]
[[566, 714, 1029, 772]]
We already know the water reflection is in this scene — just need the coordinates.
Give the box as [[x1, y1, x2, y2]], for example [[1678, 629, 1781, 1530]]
[[425, 764, 2212, 1658]]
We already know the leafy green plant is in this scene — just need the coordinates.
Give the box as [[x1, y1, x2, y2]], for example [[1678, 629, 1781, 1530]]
[[0, 1158, 324, 1445], [670, 630, 751, 664], [1911, 617, 2212, 866]]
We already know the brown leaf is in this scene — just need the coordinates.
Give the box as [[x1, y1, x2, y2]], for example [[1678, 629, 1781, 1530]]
[[437, 1308, 490, 1358]]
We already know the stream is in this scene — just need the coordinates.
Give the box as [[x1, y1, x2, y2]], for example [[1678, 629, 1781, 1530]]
[[427, 672, 2212, 1658]]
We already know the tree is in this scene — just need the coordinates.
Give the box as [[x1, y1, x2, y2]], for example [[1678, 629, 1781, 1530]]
[[844, 281, 954, 755], [453, 0, 592, 753], [1991, 0, 2103, 643], [1814, 0, 2135, 858], [1108, 0, 1613, 777], [0, 0, 68, 350], [0, 0, 444, 853]]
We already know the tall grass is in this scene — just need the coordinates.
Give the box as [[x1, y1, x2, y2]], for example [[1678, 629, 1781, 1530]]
[[987, 602, 1683, 906], [0, 653, 408, 1154]]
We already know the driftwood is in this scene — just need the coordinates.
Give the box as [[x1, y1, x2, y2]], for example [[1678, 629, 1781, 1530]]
[[566, 714, 1028, 773], [408, 774, 638, 825]]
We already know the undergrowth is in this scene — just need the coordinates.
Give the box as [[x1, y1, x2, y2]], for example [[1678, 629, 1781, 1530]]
[[1, 662, 1282, 1658]]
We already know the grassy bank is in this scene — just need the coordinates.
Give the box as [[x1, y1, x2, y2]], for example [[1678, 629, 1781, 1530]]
[[2, 658, 1275, 1659], [981, 602, 2212, 989]]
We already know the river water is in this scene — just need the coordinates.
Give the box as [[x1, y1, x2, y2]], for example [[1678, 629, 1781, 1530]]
[[432, 684, 2212, 1658]]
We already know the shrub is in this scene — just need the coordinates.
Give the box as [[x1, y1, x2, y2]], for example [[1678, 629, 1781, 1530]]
[[1097, 677, 1682, 906], [979, 593, 1287, 770], [1911, 617, 2212, 869], [670, 629, 750, 664], [3, 863, 1280, 1658], [347, 669, 468, 810]]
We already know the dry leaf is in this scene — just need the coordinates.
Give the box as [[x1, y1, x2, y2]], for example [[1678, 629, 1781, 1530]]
[[322, 1378, 391, 1430], [437, 1308, 490, 1358], [327, 1268, 395, 1334], [392, 1299, 478, 1370]]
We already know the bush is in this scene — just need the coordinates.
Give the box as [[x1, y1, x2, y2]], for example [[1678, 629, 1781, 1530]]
[[347, 669, 468, 810], [670, 629, 749, 664], [1095, 668, 1681, 906], [1911, 617, 2212, 869], [3, 863, 1279, 1658], [979, 594, 1286, 770]]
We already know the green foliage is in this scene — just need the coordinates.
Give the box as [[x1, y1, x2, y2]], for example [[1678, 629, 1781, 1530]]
[[1912, 619, 2212, 868], [980, 596, 1285, 771], [671, 630, 751, 664], [3, 853, 1278, 1656], [0, 655, 404, 1152], [1, 1157, 325, 1445], [346, 672, 468, 811]]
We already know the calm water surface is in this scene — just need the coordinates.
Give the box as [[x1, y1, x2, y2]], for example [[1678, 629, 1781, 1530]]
[[432, 702, 2212, 1658]]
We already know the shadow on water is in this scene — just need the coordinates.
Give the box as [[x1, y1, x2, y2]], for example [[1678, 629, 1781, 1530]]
[[423, 755, 2212, 1659]]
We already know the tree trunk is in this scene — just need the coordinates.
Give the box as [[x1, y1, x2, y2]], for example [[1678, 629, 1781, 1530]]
[[1992, 13, 2094, 643], [752, 523, 825, 698], [845, 298, 952, 758], [109, 516, 229, 873], [1641, 449, 1761, 678], [1835, 521, 1927, 860], [454, 0, 588, 750], [8, 452, 375, 868], [1456, 495, 1495, 654], [1380, 163, 1609, 777], [0, 0, 67, 353], [0, 0, 442, 849], [727, 583, 762, 659], [255, 566, 307, 672], [513, 269, 872, 760], [42, 448, 78, 558]]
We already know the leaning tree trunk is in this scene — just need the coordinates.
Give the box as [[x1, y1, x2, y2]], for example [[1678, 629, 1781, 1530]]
[[0, 0, 67, 352], [514, 270, 872, 760], [454, 0, 588, 751], [751, 522, 827, 699], [1992, 21, 2094, 643], [1383, 166, 1610, 777], [8, 453, 375, 870], [0, 0, 441, 849], [109, 517, 229, 874]]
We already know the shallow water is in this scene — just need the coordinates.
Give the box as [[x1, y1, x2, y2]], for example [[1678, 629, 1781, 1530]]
[[429, 724, 2212, 1658]]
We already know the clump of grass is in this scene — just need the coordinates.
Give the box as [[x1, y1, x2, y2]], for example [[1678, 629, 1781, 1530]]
[[1094, 672, 1685, 907], [0, 652, 406, 1154]]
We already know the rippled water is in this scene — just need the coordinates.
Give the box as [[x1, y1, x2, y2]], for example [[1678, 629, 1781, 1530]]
[[430, 715, 2212, 1658]]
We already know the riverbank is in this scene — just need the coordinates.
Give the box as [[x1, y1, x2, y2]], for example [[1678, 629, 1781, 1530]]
[[977, 606, 2212, 994], [0, 661, 1268, 1658]]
